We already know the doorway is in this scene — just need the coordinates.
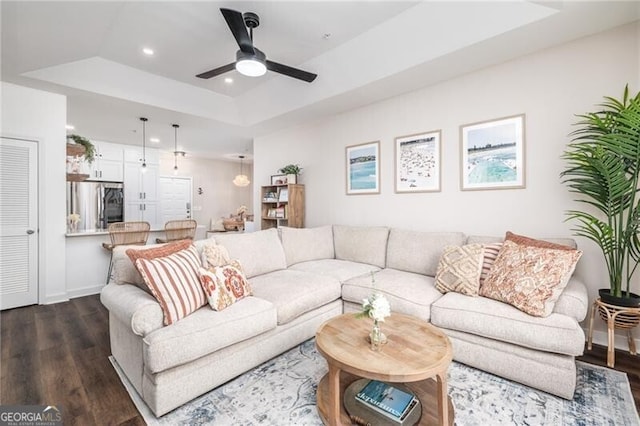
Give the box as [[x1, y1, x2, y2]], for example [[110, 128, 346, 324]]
[[0, 137, 39, 309], [159, 176, 193, 224]]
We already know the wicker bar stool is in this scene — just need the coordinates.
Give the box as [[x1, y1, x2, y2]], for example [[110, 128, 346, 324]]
[[155, 219, 197, 243], [103, 221, 150, 283]]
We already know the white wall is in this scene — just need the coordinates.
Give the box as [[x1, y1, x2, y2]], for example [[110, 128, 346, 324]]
[[1, 82, 68, 304], [255, 23, 640, 346], [158, 152, 253, 227]]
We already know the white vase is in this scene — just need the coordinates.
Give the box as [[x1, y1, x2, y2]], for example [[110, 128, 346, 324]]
[[286, 174, 297, 184]]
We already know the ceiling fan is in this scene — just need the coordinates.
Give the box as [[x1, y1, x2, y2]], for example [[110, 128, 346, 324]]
[[196, 8, 317, 83]]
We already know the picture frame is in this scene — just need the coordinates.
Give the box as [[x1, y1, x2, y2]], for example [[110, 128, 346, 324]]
[[346, 141, 380, 195], [460, 114, 525, 190], [394, 130, 441, 193], [270, 174, 288, 186]]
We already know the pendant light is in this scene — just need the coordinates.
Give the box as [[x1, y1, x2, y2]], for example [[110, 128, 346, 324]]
[[140, 117, 148, 173], [233, 155, 250, 187], [172, 124, 179, 175]]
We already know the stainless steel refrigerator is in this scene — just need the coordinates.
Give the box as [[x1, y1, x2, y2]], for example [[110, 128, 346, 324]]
[[66, 181, 124, 231]]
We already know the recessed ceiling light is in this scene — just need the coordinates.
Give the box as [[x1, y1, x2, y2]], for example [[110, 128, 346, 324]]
[[142, 47, 154, 56], [150, 137, 160, 143], [224, 77, 233, 84], [65, 124, 75, 130]]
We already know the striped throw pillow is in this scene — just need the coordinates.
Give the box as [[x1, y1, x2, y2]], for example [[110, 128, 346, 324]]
[[479, 243, 503, 287], [134, 245, 206, 325]]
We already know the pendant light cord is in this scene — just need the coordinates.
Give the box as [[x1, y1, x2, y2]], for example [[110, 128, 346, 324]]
[[173, 124, 179, 171], [140, 117, 148, 167]]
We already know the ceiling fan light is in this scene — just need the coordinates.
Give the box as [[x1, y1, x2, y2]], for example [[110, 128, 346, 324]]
[[236, 58, 266, 77]]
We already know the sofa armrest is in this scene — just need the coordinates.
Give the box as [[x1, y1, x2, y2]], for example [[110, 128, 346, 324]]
[[100, 283, 164, 336], [553, 276, 589, 322]]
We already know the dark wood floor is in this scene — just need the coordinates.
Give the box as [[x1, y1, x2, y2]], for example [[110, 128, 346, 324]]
[[1, 295, 639, 425], [0, 295, 143, 425]]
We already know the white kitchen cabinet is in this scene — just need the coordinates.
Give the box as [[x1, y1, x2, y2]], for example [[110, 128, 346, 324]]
[[125, 201, 159, 226], [87, 141, 124, 181], [124, 151, 160, 227]]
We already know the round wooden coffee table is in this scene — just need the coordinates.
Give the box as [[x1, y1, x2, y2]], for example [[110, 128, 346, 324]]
[[315, 313, 454, 426]]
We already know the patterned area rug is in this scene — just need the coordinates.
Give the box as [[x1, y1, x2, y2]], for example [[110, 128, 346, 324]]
[[111, 339, 640, 425]]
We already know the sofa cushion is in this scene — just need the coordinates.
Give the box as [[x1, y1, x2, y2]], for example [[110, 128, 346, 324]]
[[341, 268, 443, 322], [480, 240, 582, 317], [133, 245, 207, 325], [288, 259, 380, 283], [213, 228, 287, 278], [249, 270, 341, 325], [333, 225, 389, 268], [387, 229, 466, 276], [552, 277, 589, 322], [143, 297, 277, 373], [199, 260, 252, 311], [279, 226, 334, 266], [430, 292, 585, 356], [435, 244, 484, 296]]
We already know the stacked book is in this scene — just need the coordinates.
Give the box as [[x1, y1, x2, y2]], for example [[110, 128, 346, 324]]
[[355, 380, 418, 424]]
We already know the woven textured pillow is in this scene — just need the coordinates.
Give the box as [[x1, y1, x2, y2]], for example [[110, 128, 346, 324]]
[[199, 260, 252, 311], [435, 244, 484, 296], [480, 240, 582, 317], [201, 242, 231, 268], [479, 243, 503, 287], [134, 245, 206, 325]]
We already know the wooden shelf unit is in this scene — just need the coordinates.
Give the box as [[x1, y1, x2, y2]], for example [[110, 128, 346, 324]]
[[261, 183, 305, 230]]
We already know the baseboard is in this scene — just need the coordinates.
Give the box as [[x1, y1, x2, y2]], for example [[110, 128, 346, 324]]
[[66, 285, 103, 300], [43, 292, 69, 305], [586, 328, 640, 353]]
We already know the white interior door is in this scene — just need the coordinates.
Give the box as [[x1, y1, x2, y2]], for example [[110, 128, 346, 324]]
[[159, 176, 192, 224], [0, 137, 38, 309]]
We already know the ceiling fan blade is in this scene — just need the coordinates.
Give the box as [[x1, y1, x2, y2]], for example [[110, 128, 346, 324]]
[[266, 60, 317, 83], [196, 62, 236, 79], [220, 8, 254, 54]]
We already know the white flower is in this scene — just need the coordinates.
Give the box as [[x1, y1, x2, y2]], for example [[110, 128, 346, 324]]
[[362, 292, 390, 322], [68, 213, 81, 223], [236, 205, 247, 215]]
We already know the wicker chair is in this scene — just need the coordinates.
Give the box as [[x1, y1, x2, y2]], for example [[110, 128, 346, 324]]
[[156, 219, 197, 243], [102, 221, 150, 283]]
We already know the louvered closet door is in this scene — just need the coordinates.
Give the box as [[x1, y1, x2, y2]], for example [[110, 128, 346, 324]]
[[0, 137, 38, 309]]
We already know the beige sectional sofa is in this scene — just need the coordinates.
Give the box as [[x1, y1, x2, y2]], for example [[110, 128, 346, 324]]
[[100, 225, 588, 416]]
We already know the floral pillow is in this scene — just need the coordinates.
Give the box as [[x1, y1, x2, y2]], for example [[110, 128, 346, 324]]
[[199, 260, 252, 311], [480, 240, 582, 317]]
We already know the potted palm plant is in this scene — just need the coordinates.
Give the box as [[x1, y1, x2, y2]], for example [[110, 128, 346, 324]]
[[561, 85, 640, 307]]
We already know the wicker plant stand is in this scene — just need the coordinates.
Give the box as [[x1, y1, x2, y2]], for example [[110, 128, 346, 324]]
[[587, 298, 640, 367]]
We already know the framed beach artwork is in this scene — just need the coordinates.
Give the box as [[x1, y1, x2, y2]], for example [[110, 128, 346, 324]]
[[460, 114, 525, 190], [395, 130, 441, 193], [346, 141, 380, 195]]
